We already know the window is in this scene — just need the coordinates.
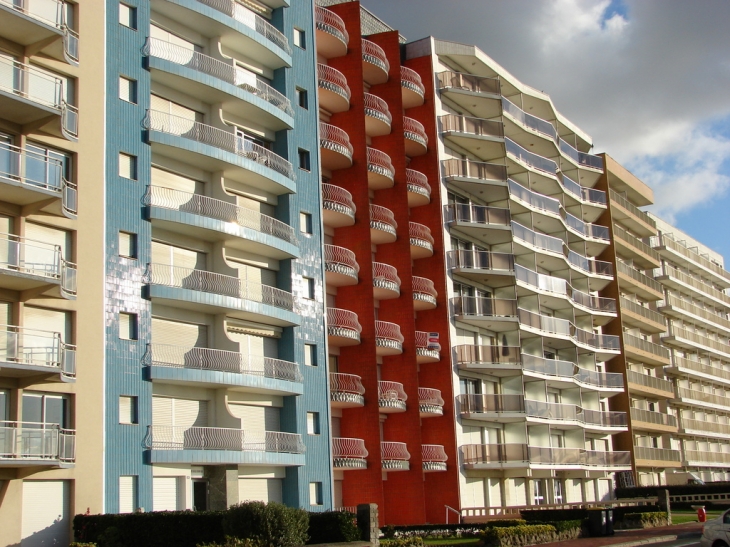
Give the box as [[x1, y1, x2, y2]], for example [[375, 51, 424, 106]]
[[296, 88, 308, 109], [25, 141, 72, 190], [309, 482, 322, 506], [119, 153, 137, 180], [298, 149, 310, 171], [293, 28, 305, 49], [119, 232, 137, 258], [119, 76, 137, 103], [119, 475, 138, 513], [303, 277, 315, 299], [306, 412, 320, 435], [22, 393, 69, 427], [299, 212, 312, 234], [119, 3, 137, 29], [119, 396, 138, 424], [119, 312, 138, 340], [304, 344, 316, 367]]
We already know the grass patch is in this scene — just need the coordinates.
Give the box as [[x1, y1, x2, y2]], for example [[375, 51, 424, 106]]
[[671, 511, 723, 524]]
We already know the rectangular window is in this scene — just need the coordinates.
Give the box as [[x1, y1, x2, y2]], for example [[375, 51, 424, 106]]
[[304, 344, 316, 367], [21, 393, 68, 427], [119, 76, 137, 103], [298, 149, 310, 171], [119, 232, 137, 258], [296, 88, 308, 109], [119, 153, 137, 180], [119, 396, 138, 424], [119, 312, 138, 340], [119, 475, 138, 513], [119, 3, 137, 29], [303, 277, 315, 299], [309, 482, 323, 506], [293, 28, 305, 49], [299, 212, 312, 234], [306, 412, 320, 435]]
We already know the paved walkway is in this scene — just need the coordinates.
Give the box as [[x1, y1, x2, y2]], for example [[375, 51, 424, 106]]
[[540, 522, 703, 547]]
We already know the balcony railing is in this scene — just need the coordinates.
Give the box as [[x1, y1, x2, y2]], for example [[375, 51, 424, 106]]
[[680, 418, 730, 437], [452, 297, 517, 319], [506, 138, 557, 175], [145, 38, 293, 116], [676, 387, 730, 408], [145, 263, 294, 311], [630, 407, 677, 428], [197, 0, 291, 55], [441, 158, 508, 183], [560, 173, 607, 206], [378, 381, 407, 409], [654, 233, 730, 284], [418, 387, 444, 410], [145, 425, 305, 453], [327, 308, 362, 340], [511, 222, 563, 255], [403, 117, 428, 148], [558, 138, 603, 170], [0, 421, 75, 463], [623, 333, 671, 360], [620, 297, 666, 327], [330, 372, 365, 406], [515, 265, 615, 314], [400, 66, 425, 97], [422, 444, 448, 471], [314, 5, 349, 45], [614, 225, 660, 262], [684, 450, 730, 466], [412, 276, 437, 299], [626, 370, 674, 394], [409, 222, 434, 249], [461, 443, 630, 468], [320, 122, 353, 160], [145, 110, 294, 180], [609, 189, 656, 229], [667, 326, 730, 356], [633, 446, 682, 463], [671, 356, 730, 383], [501, 98, 556, 140], [521, 354, 623, 390], [455, 344, 521, 367], [444, 203, 510, 227], [617, 262, 663, 294], [375, 321, 404, 347], [367, 147, 395, 180], [0, 141, 78, 216], [519, 308, 620, 352], [370, 204, 397, 236], [145, 343, 302, 382], [361, 39, 389, 73], [364, 93, 392, 125], [447, 250, 515, 273], [381, 441, 410, 470], [406, 168, 430, 199], [659, 265, 730, 305], [440, 114, 504, 139], [508, 179, 560, 215], [317, 63, 350, 101], [0, 325, 75, 379], [415, 331, 440, 361], [662, 294, 730, 331], [322, 183, 356, 218], [372, 262, 400, 293], [324, 244, 359, 278], [574, 366, 624, 390], [436, 71, 500, 95], [143, 186, 296, 244], [567, 250, 613, 278], [332, 437, 367, 464]]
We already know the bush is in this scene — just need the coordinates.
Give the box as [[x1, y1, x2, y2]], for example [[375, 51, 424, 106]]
[[223, 502, 309, 547], [616, 482, 730, 499], [381, 538, 424, 547], [620, 512, 668, 528], [612, 505, 661, 522], [198, 539, 265, 547], [485, 520, 526, 528], [70, 543, 97, 547], [307, 511, 360, 544], [482, 525, 557, 547], [521, 509, 588, 523]]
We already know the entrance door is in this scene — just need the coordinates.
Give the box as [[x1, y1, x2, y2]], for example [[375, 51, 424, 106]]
[[193, 479, 208, 511]]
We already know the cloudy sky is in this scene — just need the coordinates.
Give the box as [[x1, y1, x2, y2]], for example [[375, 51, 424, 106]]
[[360, 0, 730, 261]]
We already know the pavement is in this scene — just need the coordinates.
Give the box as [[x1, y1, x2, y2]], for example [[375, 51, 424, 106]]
[[539, 522, 704, 547]]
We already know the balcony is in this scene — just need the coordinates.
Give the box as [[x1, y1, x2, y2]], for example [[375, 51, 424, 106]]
[[144, 110, 294, 195], [145, 344, 302, 394], [406, 168, 430, 207], [375, 321, 403, 356], [620, 298, 666, 334], [0, 233, 77, 299], [412, 276, 437, 310], [505, 138, 557, 180], [440, 114, 504, 161], [320, 122, 353, 170], [327, 308, 361, 347], [614, 225, 661, 269], [452, 297, 518, 332], [322, 183, 356, 228], [367, 148, 395, 190], [314, 6, 348, 58], [422, 444, 447, 472], [663, 326, 730, 360], [629, 407, 678, 434], [330, 372, 365, 408], [0, 141, 77, 218], [447, 250, 515, 286], [145, 263, 297, 327], [436, 71, 501, 119], [324, 244, 359, 287], [415, 331, 440, 364], [370, 204, 397, 244], [332, 437, 367, 470], [667, 356, 730, 388], [401, 66, 425, 108], [660, 294, 730, 336], [378, 381, 407, 413], [633, 446, 682, 468], [445, 204, 511, 245], [442, 158, 508, 196], [317, 63, 350, 113], [364, 93, 392, 136], [653, 233, 730, 288], [0, 422, 75, 467], [0, 325, 75, 382], [0, 56, 77, 141], [626, 370, 674, 399], [616, 264, 663, 303], [522, 354, 623, 395], [624, 332, 669, 365], [144, 426, 305, 466], [461, 443, 631, 471], [381, 441, 409, 471], [409, 222, 434, 259], [679, 417, 730, 440], [372, 262, 400, 300], [559, 138, 603, 174], [362, 39, 389, 85], [143, 186, 297, 259], [656, 265, 730, 308], [403, 117, 428, 156], [455, 344, 521, 374], [418, 387, 444, 417], [609, 189, 656, 237], [0, 0, 79, 65], [560, 175, 607, 220], [501, 98, 557, 157], [674, 387, 730, 413], [683, 450, 730, 468], [145, 38, 293, 130]]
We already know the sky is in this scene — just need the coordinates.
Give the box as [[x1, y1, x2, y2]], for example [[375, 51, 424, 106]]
[[359, 0, 730, 262]]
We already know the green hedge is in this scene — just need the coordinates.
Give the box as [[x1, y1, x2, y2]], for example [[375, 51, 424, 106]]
[[621, 512, 668, 527], [482, 525, 556, 547], [381, 538, 424, 547], [306, 511, 360, 544], [616, 482, 730, 499], [222, 502, 309, 547], [485, 520, 527, 529], [521, 509, 588, 522]]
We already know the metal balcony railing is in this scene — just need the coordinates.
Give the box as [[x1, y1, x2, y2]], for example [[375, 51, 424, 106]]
[[672, 357, 730, 383], [461, 443, 630, 467], [454, 344, 521, 367], [505, 138, 557, 175], [626, 370, 674, 394], [620, 297, 666, 326], [327, 308, 362, 337], [406, 168, 430, 198], [501, 98, 556, 140], [381, 441, 409, 462], [364, 93, 392, 125], [508, 179, 560, 216], [145, 38, 292, 116], [668, 326, 730, 355], [558, 138, 603, 170], [614, 225, 660, 262], [662, 294, 730, 330], [676, 387, 730, 408], [145, 425, 305, 453], [654, 233, 730, 283], [319, 122, 353, 160], [422, 444, 448, 470], [362, 39, 389, 73], [372, 262, 400, 291], [317, 63, 350, 101], [609, 189, 656, 229], [145, 263, 294, 311], [375, 321, 404, 344], [145, 343, 302, 382], [144, 110, 294, 180], [560, 173, 607, 206], [623, 333, 670, 360], [143, 186, 296, 244], [415, 331, 440, 359], [322, 183, 356, 216], [412, 276, 437, 299], [617, 262, 663, 293], [409, 222, 433, 247], [0, 325, 75, 379], [330, 373, 365, 397], [378, 381, 407, 403], [367, 147, 395, 179], [0, 421, 75, 462], [436, 71, 500, 95], [521, 354, 623, 390], [440, 114, 504, 139], [453, 297, 517, 318], [441, 158, 508, 183], [370, 204, 397, 232], [445, 203, 510, 227], [324, 244, 359, 277], [680, 418, 730, 437], [418, 387, 444, 407], [400, 66, 425, 97], [634, 446, 681, 462], [332, 437, 367, 459], [314, 5, 349, 45], [518, 308, 620, 352], [659, 265, 730, 305], [630, 407, 677, 428], [683, 450, 730, 465], [447, 250, 515, 273], [403, 117, 428, 147]]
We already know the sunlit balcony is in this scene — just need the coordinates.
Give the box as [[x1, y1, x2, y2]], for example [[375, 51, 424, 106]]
[[418, 387, 444, 417], [559, 137, 603, 179], [461, 443, 631, 471], [378, 381, 407, 413], [452, 297, 518, 332], [324, 244, 359, 287], [447, 249, 515, 286], [442, 158, 508, 197], [674, 386, 730, 413], [629, 407, 678, 434], [332, 437, 367, 470], [375, 321, 403, 356], [626, 370, 674, 399], [320, 122, 353, 170], [664, 326, 730, 360], [684, 450, 730, 468], [656, 264, 730, 308], [0, 422, 75, 468], [660, 294, 730, 336], [327, 307, 361, 347], [372, 262, 400, 300], [0, 325, 75, 382], [409, 222, 433, 259], [412, 276, 437, 310], [667, 356, 730, 389], [614, 225, 661, 269], [653, 233, 730, 288], [400, 66, 425, 108], [317, 63, 350, 113], [381, 441, 409, 471], [370, 204, 397, 244], [364, 93, 392, 136], [440, 114, 504, 161], [322, 183, 356, 228], [620, 297, 666, 334], [501, 97, 557, 158], [617, 262, 664, 301], [403, 117, 428, 156], [406, 168, 430, 207], [436, 71, 501, 119], [454, 344, 521, 375], [422, 444, 447, 472], [623, 332, 671, 366], [330, 372, 365, 408], [445, 203, 512, 246], [679, 417, 730, 440], [521, 354, 623, 396], [415, 331, 440, 364], [315, 6, 348, 59], [633, 446, 682, 468], [362, 39, 389, 85], [609, 189, 656, 237], [367, 147, 395, 190]]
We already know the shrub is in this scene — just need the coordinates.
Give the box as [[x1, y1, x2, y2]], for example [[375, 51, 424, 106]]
[[521, 508, 588, 523], [381, 538, 424, 547], [621, 512, 668, 528], [485, 520, 526, 528], [612, 505, 661, 522], [307, 511, 360, 544], [383, 524, 485, 539], [223, 502, 309, 547], [482, 524, 557, 547], [198, 538, 265, 547], [70, 543, 97, 547]]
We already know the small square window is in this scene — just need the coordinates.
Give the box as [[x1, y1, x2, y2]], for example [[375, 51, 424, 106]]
[[309, 482, 323, 506], [119, 312, 138, 340], [296, 88, 308, 109], [298, 149, 310, 171], [119, 3, 137, 29], [293, 28, 305, 49], [119, 231, 137, 258], [304, 344, 316, 367], [299, 212, 312, 234], [306, 412, 320, 435], [119, 152, 137, 180], [119, 396, 138, 424], [119, 76, 137, 103], [303, 277, 315, 299]]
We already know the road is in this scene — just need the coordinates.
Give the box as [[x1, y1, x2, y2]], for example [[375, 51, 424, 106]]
[[649, 536, 701, 547]]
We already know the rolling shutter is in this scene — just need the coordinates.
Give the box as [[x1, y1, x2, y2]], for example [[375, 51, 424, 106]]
[[151, 166, 203, 195], [566, 478, 582, 503], [462, 478, 485, 508], [229, 404, 264, 430], [510, 478, 526, 506], [21, 481, 70, 547], [153, 476, 180, 511], [24, 306, 70, 338], [152, 397, 208, 428], [238, 478, 282, 503], [151, 241, 205, 269], [0, 300, 10, 324], [119, 476, 137, 513], [152, 397, 173, 427], [152, 317, 207, 347], [25, 222, 71, 260]]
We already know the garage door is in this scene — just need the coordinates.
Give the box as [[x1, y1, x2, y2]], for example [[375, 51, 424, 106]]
[[21, 480, 69, 547], [153, 476, 181, 511]]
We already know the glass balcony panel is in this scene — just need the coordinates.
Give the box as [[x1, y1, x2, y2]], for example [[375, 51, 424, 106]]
[[505, 138, 556, 175], [501, 98, 556, 140]]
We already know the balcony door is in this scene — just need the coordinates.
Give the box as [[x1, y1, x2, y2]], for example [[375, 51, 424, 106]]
[[150, 95, 203, 136], [226, 322, 279, 376], [151, 241, 207, 289], [24, 221, 71, 276], [151, 317, 208, 369], [152, 396, 208, 448], [22, 306, 70, 367]]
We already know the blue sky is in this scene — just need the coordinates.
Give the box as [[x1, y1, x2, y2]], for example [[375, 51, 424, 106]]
[[360, 0, 730, 263]]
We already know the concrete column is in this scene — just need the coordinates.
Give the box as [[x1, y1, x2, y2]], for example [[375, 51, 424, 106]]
[[357, 503, 379, 547]]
